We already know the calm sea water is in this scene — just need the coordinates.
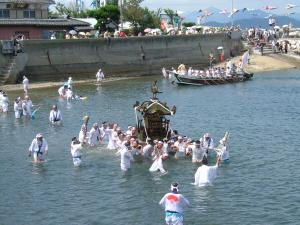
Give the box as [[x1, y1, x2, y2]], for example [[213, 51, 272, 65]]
[[0, 69, 299, 225]]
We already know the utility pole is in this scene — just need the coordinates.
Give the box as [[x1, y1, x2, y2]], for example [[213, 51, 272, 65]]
[[231, 0, 234, 27], [118, 0, 124, 30]]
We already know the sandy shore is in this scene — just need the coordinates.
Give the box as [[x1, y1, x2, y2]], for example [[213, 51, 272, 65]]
[[1, 53, 299, 92], [0, 76, 141, 92], [217, 53, 300, 73]]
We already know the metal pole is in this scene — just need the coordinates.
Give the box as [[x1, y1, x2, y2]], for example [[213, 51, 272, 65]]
[[231, 0, 234, 26], [119, 0, 124, 30]]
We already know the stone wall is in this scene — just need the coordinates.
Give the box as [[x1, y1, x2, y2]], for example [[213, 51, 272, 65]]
[[1, 33, 243, 83]]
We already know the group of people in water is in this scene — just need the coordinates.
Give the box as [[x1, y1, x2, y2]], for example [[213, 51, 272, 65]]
[[2, 67, 230, 225]]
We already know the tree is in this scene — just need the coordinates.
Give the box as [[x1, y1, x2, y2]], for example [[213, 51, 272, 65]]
[[87, 5, 120, 31], [140, 8, 161, 29], [50, 1, 88, 18], [163, 8, 176, 27], [123, 0, 144, 32], [182, 22, 196, 27]]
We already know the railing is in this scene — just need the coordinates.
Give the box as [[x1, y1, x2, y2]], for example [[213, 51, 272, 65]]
[[1, 40, 14, 54]]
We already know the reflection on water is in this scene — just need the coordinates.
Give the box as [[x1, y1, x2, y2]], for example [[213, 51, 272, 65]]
[[1, 70, 300, 225]]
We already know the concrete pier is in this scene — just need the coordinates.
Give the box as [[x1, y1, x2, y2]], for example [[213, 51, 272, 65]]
[[0, 33, 242, 83]]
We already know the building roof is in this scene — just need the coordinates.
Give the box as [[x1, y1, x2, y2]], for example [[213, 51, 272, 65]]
[[0, 0, 55, 4], [0, 18, 90, 27], [75, 18, 98, 28]]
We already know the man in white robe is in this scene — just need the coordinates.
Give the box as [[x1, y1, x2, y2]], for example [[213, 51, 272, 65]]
[[174, 136, 186, 159], [70, 137, 82, 166], [107, 124, 119, 150], [120, 142, 133, 171], [96, 68, 105, 83], [22, 96, 33, 117], [28, 133, 48, 162], [188, 140, 206, 163], [215, 139, 229, 162], [88, 123, 101, 146], [200, 133, 214, 156], [159, 182, 190, 225], [14, 97, 22, 119], [0, 92, 9, 113], [193, 157, 221, 187], [22, 76, 29, 94], [49, 105, 62, 123], [67, 77, 73, 89], [99, 122, 109, 144]]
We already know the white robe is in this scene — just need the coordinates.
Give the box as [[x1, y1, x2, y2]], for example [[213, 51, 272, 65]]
[[191, 145, 205, 162], [14, 102, 22, 118], [49, 110, 62, 123], [58, 86, 65, 96], [66, 89, 73, 100], [216, 145, 229, 161], [1, 96, 9, 112], [120, 147, 133, 171], [88, 127, 100, 146], [107, 129, 119, 150], [149, 155, 166, 173], [71, 143, 82, 166], [22, 100, 32, 116], [29, 138, 48, 161], [23, 78, 29, 90], [193, 164, 218, 186]]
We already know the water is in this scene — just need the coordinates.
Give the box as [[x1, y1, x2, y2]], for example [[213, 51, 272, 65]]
[[0, 70, 300, 225]]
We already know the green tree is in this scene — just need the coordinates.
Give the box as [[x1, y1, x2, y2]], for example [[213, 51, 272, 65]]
[[163, 8, 176, 26], [182, 22, 196, 27], [140, 8, 161, 29], [50, 1, 88, 18], [123, 0, 144, 32], [87, 5, 120, 31]]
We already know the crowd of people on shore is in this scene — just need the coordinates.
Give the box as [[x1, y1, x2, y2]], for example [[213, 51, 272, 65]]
[[245, 26, 292, 56]]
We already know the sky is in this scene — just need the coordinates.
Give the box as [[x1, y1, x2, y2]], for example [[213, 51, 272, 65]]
[[64, 0, 300, 14]]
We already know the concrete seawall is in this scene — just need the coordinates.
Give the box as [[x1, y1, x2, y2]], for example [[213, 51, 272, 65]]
[[0, 33, 242, 83]]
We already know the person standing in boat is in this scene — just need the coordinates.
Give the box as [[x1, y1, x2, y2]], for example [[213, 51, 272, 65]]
[[28, 133, 48, 163], [49, 105, 62, 124], [159, 182, 190, 225], [200, 133, 214, 156]]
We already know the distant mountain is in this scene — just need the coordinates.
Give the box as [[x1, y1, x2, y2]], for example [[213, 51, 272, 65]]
[[183, 8, 270, 24], [203, 16, 300, 29], [182, 7, 300, 29]]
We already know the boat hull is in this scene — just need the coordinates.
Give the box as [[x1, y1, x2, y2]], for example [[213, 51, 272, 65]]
[[173, 73, 253, 86]]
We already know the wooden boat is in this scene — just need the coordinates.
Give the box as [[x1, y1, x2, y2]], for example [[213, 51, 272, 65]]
[[134, 81, 176, 141], [171, 71, 254, 86]]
